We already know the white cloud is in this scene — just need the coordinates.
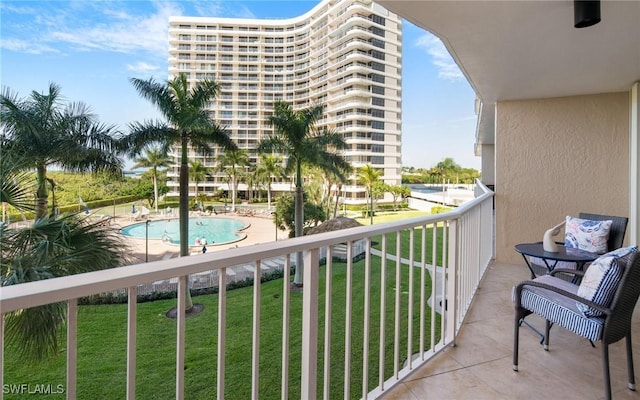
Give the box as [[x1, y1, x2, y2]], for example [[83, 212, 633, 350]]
[[0, 3, 38, 14], [191, 0, 225, 17], [2, 2, 184, 58], [190, 0, 255, 19], [0, 38, 60, 55], [415, 33, 464, 82], [127, 61, 160, 73], [50, 2, 181, 56], [231, 5, 257, 19]]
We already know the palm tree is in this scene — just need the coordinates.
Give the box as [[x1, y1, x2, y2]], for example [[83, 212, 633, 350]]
[[428, 167, 441, 184], [258, 101, 349, 285], [132, 147, 171, 214], [325, 169, 351, 219], [256, 153, 285, 210], [0, 84, 122, 219], [0, 150, 34, 215], [216, 149, 249, 212], [189, 160, 211, 210], [358, 164, 382, 225], [121, 73, 236, 260], [436, 157, 461, 183], [244, 165, 258, 203], [1, 213, 131, 360], [0, 151, 130, 360]]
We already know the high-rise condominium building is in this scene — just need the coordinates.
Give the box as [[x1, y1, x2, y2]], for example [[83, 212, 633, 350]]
[[167, 0, 402, 204]]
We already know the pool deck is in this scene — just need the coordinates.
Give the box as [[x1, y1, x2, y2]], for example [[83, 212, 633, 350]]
[[113, 212, 286, 265]]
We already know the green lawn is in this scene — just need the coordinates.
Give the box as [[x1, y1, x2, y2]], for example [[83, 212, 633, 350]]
[[371, 226, 446, 267], [354, 209, 429, 225], [4, 255, 441, 399], [356, 210, 447, 266]]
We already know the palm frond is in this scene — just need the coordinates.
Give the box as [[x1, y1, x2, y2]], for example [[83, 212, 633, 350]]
[[0, 152, 35, 212], [129, 77, 174, 117], [132, 147, 172, 170], [190, 124, 237, 152], [1, 212, 131, 360], [3, 302, 67, 361], [190, 79, 220, 109], [122, 121, 177, 157], [63, 101, 97, 123]]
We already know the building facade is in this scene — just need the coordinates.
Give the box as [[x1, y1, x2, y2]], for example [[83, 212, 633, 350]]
[[167, 0, 402, 204], [378, 0, 640, 263]]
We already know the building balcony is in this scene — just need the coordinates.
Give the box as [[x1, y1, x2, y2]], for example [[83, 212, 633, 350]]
[[382, 257, 640, 399], [1, 182, 488, 399], [5, 182, 633, 399]]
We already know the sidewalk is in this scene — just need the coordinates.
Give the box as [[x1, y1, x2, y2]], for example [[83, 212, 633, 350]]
[[110, 213, 289, 294], [114, 213, 286, 264]]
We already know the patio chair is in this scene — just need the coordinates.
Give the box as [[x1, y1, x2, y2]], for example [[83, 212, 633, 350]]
[[513, 250, 640, 400], [529, 212, 629, 276], [129, 211, 141, 221]]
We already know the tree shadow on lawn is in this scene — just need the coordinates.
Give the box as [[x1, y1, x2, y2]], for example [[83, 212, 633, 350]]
[[165, 303, 205, 319]]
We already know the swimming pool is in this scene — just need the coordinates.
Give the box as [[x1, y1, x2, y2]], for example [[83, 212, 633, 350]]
[[120, 217, 248, 246]]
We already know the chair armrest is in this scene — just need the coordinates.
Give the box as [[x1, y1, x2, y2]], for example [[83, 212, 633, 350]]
[[514, 279, 611, 316], [549, 269, 585, 278]]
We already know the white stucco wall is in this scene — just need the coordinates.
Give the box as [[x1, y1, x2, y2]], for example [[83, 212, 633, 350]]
[[480, 143, 495, 186], [495, 92, 630, 263]]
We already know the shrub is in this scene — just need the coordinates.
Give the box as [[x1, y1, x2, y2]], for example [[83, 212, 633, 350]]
[[78, 267, 288, 305], [431, 205, 453, 214]]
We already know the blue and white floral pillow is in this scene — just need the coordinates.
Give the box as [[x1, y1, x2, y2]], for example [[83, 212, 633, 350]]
[[564, 216, 612, 254], [576, 246, 638, 317]]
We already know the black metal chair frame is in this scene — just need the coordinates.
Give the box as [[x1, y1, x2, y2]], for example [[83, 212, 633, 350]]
[[513, 253, 640, 400]]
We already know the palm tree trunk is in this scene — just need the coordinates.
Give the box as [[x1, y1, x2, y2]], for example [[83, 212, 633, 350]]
[[179, 138, 193, 310], [333, 183, 342, 218], [179, 140, 189, 258], [267, 180, 272, 210], [369, 192, 374, 225], [231, 176, 237, 212], [293, 161, 304, 286], [195, 179, 199, 210], [153, 171, 159, 213], [35, 164, 48, 219]]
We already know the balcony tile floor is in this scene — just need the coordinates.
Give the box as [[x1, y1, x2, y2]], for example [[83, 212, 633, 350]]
[[381, 261, 640, 400]]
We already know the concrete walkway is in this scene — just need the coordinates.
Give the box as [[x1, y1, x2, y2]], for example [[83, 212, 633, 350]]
[[369, 248, 445, 313], [112, 213, 290, 295]]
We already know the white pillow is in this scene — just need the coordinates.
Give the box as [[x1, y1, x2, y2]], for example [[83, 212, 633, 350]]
[[564, 216, 612, 254], [576, 246, 638, 317]]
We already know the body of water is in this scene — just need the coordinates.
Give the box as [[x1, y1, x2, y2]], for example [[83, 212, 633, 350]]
[[120, 217, 248, 246]]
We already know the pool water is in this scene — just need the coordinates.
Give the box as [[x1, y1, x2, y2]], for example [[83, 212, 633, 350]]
[[120, 217, 248, 246]]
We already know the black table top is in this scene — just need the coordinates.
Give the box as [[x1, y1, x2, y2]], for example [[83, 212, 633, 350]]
[[514, 242, 600, 263]]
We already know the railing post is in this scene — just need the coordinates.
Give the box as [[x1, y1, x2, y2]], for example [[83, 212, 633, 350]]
[[67, 299, 78, 400], [217, 269, 227, 400], [126, 286, 137, 400], [1, 308, 4, 400], [446, 219, 458, 344], [300, 249, 319, 400], [281, 257, 291, 400], [251, 261, 262, 399], [176, 276, 186, 400]]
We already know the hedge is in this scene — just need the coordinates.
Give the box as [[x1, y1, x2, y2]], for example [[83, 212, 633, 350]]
[[78, 267, 289, 305], [3, 195, 142, 222]]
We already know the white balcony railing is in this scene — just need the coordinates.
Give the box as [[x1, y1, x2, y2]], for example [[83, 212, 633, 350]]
[[1, 181, 494, 400]]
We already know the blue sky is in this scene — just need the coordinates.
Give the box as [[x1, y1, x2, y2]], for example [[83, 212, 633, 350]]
[[0, 0, 479, 170]]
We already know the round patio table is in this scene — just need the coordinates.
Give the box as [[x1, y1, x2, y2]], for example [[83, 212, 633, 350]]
[[515, 242, 599, 279]]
